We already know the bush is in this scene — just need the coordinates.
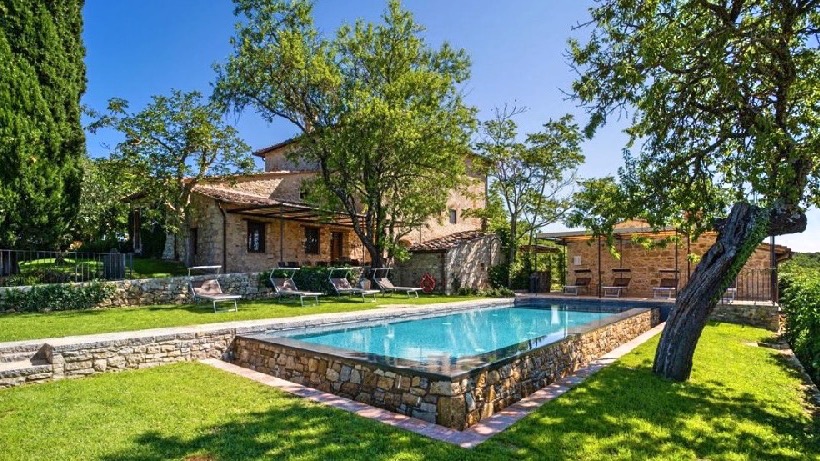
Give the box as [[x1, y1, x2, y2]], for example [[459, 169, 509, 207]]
[[488, 263, 509, 289], [481, 287, 515, 298], [779, 270, 820, 384], [0, 282, 115, 313]]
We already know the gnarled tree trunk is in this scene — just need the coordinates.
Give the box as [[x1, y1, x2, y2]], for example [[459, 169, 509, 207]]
[[653, 202, 806, 381]]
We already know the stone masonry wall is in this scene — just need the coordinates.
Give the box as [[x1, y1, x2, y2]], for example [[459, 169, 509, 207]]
[[392, 235, 502, 294], [232, 308, 659, 430], [0, 272, 274, 310], [565, 234, 777, 299], [711, 303, 781, 331], [233, 338, 448, 424], [0, 329, 236, 389]]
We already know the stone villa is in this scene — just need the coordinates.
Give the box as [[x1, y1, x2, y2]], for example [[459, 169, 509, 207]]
[[131, 139, 501, 292]]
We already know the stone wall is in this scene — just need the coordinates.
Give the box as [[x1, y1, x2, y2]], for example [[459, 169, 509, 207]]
[[0, 328, 235, 389], [0, 272, 274, 310], [565, 234, 780, 300], [711, 302, 781, 331], [232, 307, 659, 430], [393, 235, 502, 294]]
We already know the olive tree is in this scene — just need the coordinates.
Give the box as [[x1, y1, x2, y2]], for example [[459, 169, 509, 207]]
[[569, 0, 819, 380]]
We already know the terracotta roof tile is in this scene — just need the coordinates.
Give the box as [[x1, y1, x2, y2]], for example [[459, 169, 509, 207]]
[[409, 230, 492, 252]]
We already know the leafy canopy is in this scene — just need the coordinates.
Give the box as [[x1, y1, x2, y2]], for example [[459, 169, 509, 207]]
[[214, 0, 476, 265], [89, 90, 254, 235], [568, 0, 820, 234], [475, 107, 584, 263]]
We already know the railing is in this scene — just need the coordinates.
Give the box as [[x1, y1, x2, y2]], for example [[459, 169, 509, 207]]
[[732, 267, 777, 303], [0, 249, 134, 286]]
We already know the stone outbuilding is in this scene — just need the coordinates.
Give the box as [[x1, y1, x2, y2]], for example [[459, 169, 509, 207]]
[[539, 220, 792, 301], [392, 230, 503, 294]]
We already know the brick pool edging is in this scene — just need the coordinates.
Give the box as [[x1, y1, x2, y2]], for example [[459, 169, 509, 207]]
[[0, 298, 512, 389], [232, 305, 661, 430]]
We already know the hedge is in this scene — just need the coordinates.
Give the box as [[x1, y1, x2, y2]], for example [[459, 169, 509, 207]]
[[0, 282, 114, 313], [779, 270, 820, 384]]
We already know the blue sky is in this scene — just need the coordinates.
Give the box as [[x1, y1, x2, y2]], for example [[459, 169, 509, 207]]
[[81, 0, 818, 252]]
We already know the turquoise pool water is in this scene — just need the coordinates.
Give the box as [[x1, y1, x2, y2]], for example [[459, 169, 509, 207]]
[[289, 304, 618, 364]]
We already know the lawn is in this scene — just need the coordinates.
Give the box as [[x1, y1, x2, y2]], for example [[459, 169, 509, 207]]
[[0, 295, 481, 342], [0, 323, 815, 460]]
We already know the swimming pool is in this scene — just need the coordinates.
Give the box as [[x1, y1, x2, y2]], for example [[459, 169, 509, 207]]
[[287, 304, 617, 366], [234, 298, 661, 430]]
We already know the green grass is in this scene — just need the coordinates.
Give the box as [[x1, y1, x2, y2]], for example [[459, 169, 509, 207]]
[[0, 323, 815, 460], [0, 295, 480, 342]]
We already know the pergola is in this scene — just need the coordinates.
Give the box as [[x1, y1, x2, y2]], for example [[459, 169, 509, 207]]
[[537, 224, 786, 301]]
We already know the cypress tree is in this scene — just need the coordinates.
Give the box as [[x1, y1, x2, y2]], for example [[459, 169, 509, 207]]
[[0, 0, 86, 249]]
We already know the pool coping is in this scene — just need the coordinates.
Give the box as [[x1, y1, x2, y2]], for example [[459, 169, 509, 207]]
[[0, 298, 514, 353], [238, 305, 653, 381], [204, 322, 666, 448]]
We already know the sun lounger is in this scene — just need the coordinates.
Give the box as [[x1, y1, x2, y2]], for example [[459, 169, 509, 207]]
[[329, 267, 380, 302], [563, 269, 592, 295], [602, 268, 631, 298], [653, 269, 680, 299], [269, 268, 323, 307], [371, 268, 421, 298], [189, 278, 241, 312]]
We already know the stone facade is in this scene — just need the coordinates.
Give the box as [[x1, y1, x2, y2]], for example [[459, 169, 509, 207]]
[[393, 234, 502, 294], [167, 143, 488, 274], [563, 233, 785, 300], [232, 307, 660, 430]]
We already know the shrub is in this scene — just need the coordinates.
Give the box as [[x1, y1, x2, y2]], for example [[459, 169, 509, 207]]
[[488, 263, 509, 289], [0, 282, 115, 313], [779, 270, 820, 384], [481, 287, 515, 298]]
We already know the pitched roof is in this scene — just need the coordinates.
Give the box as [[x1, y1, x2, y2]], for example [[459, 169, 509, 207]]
[[253, 138, 297, 158], [409, 230, 492, 253]]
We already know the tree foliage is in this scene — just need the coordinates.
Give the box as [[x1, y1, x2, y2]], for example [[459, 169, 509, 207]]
[[475, 107, 583, 283], [0, 0, 86, 249], [569, 0, 819, 381], [214, 0, 476, 267], [89, 90, 254, 238], [73, 157, 137, 246]]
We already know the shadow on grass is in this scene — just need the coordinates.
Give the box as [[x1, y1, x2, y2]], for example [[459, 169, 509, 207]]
[[99, 395, 473, 461], [484, 359, 818, 460]]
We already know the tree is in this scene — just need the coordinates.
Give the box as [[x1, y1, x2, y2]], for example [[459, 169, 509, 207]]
[[214, 0, 476, 268], [73, 157, 137, 246], [89, 90, 255, 257], [0, 0, 86, 249], [569, 0, 819, 380], [475, 107, 584, 286]]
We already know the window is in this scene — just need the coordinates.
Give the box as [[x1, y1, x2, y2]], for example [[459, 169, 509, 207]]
[[449, 209, 458, 224], [304, 227, 320, 254], [190, 228, 198, 255], [247, 221, 266, 253]]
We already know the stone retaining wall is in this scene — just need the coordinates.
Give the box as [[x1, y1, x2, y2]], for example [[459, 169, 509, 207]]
[[0, 329, 235, 389], [711, 302, 780, 331], [232, 307, 660, 430], [0, 272, 274, 310]]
